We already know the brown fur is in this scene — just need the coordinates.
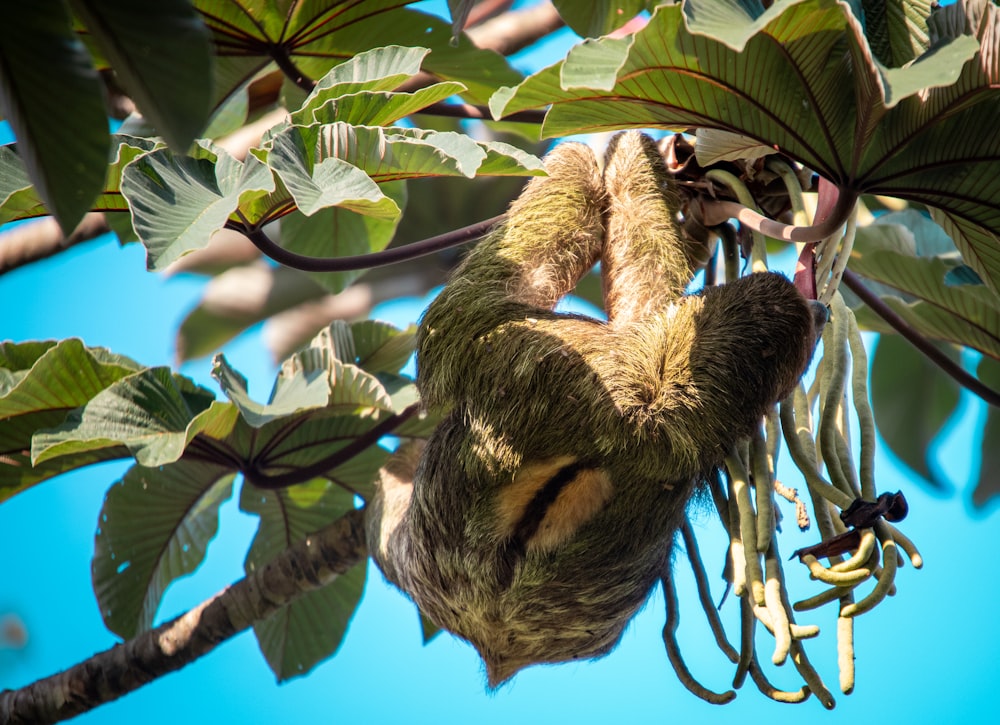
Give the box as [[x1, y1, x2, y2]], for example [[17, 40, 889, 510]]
[[365, 132, 818, 686]]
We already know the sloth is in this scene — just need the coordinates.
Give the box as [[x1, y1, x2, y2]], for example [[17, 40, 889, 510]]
[[365, 131, 820, 686]]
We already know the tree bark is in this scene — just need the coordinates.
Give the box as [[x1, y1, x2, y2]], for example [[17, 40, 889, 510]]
[[0, 508, 367, 725]]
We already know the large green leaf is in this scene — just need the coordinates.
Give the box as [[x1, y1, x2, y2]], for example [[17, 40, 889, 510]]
[[0, 340, 141, 501], [870, 333, 959, 491], [860, 0, 933, 67], [0, 2, 109, 234], [195, 1, 520, 110], [289, 45, 467, 127], [492, 0, 1000, 289], [848, 212, 1000, 359], [92, 460, 234, 639], [0, 135, 158, 226], [69, 0, 213, 150], [241, 480, 366, 681], [125, 122, 541, 271], [31, 367, 216, 467], [121, 141, 276, 269]]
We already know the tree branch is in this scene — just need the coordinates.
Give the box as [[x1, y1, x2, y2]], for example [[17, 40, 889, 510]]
[[235, 214, 503, 272], [244, 404, 420, 489], [0, 508, 368, 724], [842, 268, 1000, 407], [0, 213, 110, 274]]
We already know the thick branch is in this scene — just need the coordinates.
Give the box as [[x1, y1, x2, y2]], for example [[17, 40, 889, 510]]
[[0, 213, 110, 274], [0, 508, 367, 724], [842, 268, 1000, 407]]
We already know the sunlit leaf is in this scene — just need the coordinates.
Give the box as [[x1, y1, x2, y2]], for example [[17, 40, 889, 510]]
[[492, 0, 1000, 290], [121, 141, 276, 270], [93, 460, 234, 638], [0, 339, 141, 501]]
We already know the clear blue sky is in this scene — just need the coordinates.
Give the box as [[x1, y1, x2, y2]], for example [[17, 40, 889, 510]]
[[2, 2, 999, 723]]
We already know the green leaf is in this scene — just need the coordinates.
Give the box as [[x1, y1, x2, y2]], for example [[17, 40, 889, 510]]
[[0, 339, 142, 501], [279, 180, 408, 294], [267, 128, 402, 219], [350, 320, 417, 375], [974, 355, 1000, 509], [0, 135, 159, 226], [870, 333, 959, 490], [241, 480, 366, 681], [31, 367, 216, 467], [848, 214, 1000, 358], [860, 0, 933, 68], [68, 0, 213, 150], [195, 3, 520, 110], [0, 1, 109, 233], [93, 460, 234, 638], [552, 0, 650, 38], [493, 0, 1000, 290], [121, 142, 276, 270], [290, 46, 467, 127]]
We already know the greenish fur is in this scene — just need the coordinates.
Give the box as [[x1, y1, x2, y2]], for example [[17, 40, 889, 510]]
[[366, 132, 817, 687]]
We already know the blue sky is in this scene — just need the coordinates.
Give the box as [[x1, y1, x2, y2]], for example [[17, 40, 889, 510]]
[[3, 2, 1000, 723]]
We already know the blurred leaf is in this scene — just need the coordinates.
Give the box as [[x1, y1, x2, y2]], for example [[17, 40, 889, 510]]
[[93, 460, 234, 638], [176, 265, 328, 363], [848, 215, 1000, 358], [195, 2, 520, 109], [552, 0, 650, 38], [870, 333, 958, 491], [241, 480, 366, 681], [69, 0, 213, 150], [492, 0, 1000, 290], [974, 355, 1000, 509], [0, 2, 109, 233], [0, 339, 141, 501]]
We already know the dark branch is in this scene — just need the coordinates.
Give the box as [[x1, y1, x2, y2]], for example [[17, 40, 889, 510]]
[[234, 215, 503, 272], [842, 268, 1000, 407], [269, 45, 316, 93], [244, 403, 420, 489]]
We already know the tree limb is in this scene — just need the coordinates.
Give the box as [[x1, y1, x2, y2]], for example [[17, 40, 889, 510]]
[[0, 508, 368, 725]]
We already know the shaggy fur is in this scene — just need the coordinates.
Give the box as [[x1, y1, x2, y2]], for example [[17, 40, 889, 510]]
[[365, 132, 817, 686]]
